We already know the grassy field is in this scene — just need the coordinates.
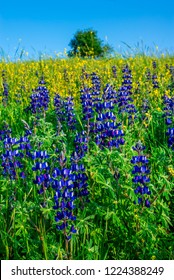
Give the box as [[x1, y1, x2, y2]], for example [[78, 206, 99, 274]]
[[0, 55, 174, 260]]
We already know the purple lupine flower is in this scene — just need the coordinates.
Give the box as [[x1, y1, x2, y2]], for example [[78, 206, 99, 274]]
[[112, 65, 117, 78], [95, 110, 124, 150], [83, 78, 125, 150], [145, 68, 151, 81], [27, 77, 50, 118], [132, 141, 146, 153], [30, 139, 51, 199], [90, 72, 102, 104], [70, 147, 89, 203], [166, 128, 174, 150], [2, 81, 9, 106], [131, 155, 149, 164], [116, 64, 137, 124], [54, 93, 64, 134], [162, 95, 174, 149], [64, 96, 77, 130], [80, 84, 98, 138], [152, 60, 157, 69], [1, 133, 29, 180], [52, 149, 77, 241], [152, 73, 159, 88], [131, 141, 151, 207], [74, 131, 88, 158]]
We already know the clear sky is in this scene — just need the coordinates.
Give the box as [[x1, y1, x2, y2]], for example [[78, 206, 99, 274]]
[[0, 0, 174, 59]]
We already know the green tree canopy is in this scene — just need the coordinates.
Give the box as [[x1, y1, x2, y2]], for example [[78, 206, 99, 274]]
[[68, 29, 113, 58]]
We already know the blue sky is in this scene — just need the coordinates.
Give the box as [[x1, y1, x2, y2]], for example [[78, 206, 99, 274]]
[[0, 0, 174, 59]]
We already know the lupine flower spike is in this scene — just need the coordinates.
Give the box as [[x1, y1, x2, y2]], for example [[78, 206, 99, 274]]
[[131, 141, 151, 208]]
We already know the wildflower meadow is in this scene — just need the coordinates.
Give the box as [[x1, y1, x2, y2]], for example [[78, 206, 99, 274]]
[[0, 55, 174, 260]]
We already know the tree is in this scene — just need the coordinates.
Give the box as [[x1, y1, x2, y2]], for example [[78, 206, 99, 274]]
[[68, 29, 113, 58]]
